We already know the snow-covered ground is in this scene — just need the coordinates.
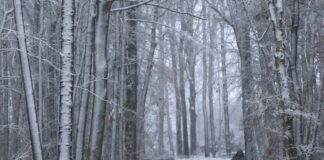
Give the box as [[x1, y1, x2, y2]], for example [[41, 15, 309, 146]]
[[176, 156, 231, 160]]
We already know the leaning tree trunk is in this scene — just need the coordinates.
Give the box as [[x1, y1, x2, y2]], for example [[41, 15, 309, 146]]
[[137, 6, 158, 159], [13, 0, 43, 159], [88, 0, 113, 160], [269, 0, 298, 159]]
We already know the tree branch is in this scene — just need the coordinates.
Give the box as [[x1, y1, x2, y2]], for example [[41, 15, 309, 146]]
[[111, 0, 154, 12], [145, 3, 206, 20], [0, 8, 14, 33], [205, 0, 234, 28]]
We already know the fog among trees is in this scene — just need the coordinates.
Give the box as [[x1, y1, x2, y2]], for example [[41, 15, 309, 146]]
[[0, 0, 323, 160]]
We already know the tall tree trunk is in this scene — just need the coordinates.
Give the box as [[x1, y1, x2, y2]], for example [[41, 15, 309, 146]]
[[125, 1, 138, 159], [88, 0, 113, 160], [165, 87, 175, 157], [202, 1, 210, 157], [179, 0, 190, 156], [179, 19, 190, 158], [221, 22, 230, 155], [208, 6, 216, 157], [233, 23, 255, 160], [75, 0, 95, 159], [59, 0, 74, 159], [158, 47, 165, 156], [37, 0, 44, 141], [269, 1, 298, 159], [187, 6, 197, 157], [169, 14, 183, 155], [13, 0, 43, 159]]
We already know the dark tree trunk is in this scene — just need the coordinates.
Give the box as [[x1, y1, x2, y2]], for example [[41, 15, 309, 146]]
[[124, 1, 138, 159]]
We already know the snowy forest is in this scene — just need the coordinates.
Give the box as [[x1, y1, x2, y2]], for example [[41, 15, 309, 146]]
[[0, 0, 323, 160]]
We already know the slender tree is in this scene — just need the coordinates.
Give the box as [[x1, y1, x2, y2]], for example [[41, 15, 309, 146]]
[[208, 3, 217, 156], [202, 0, 210, 157], [220, 16, 230, 155], [13, 0, 43, 159]]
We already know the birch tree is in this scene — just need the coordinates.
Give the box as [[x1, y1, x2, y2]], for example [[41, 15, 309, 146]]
[[59, 0, 74, 159], [269, 0, 298, 159]]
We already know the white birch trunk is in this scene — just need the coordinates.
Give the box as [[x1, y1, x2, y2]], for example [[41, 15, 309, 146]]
[[269, 0, 298, 159], [13, 0, 43, 159], [59, 0, 74, 159]]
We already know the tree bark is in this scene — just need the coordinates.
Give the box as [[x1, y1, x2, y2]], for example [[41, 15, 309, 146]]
[[13, 0, 43, 159], [124, 1, 138, 159], [202, 1, 210, 157], [269, 0, 298, 159], [208, 6, 216, 157], [88, 0, 113, 160], [221, 22, 230, 155], [59, 0, 75, 159], [179, 18, 190, 158], [169, 13, 183, 155]]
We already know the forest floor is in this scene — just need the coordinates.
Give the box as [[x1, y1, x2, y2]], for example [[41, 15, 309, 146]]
[[176, 156, 231, 160]]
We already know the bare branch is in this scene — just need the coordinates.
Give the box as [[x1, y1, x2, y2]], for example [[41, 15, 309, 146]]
[[0, 8, 14, 33], [111, 0, 154, 12], [205, 0, 234, 28], [145, 3, 206, 20]]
